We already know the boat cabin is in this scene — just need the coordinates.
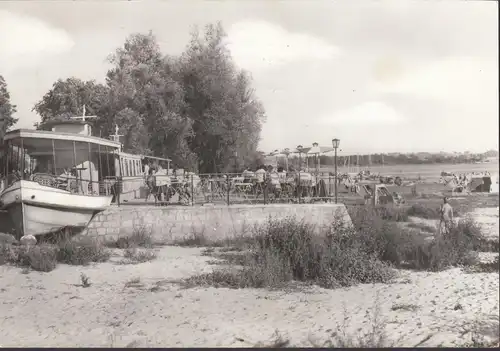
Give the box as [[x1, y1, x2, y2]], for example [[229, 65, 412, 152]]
[[41, 119, 95, 137], [1, 117, 175, 204], [1, 119, 122, 197]]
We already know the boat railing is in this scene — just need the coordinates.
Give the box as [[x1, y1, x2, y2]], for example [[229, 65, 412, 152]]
[[0, 171, 122, 197]]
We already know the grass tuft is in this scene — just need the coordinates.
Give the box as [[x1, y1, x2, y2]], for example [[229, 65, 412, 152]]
[[121, 247, 157, 264], [106, 225, 154, 249]]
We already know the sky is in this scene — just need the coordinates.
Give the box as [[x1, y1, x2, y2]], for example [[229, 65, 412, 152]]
[[0, 0, 498, 155]]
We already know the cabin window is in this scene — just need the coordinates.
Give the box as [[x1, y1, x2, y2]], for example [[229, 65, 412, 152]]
[[124, 159, 129, 177], [130, 160, 134, 176]]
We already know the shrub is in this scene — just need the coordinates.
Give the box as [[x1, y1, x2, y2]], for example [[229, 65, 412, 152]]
[[56, 238, 110, 265], [185, 207, 488, 291], [184, 217, 396, 289], [1, 237, 110, 271], [173, 229, 211, 247], [346, 206, 481, 271], [373, 206, 408, 222], [467, 255, 499, 273], [454, 216, 498, 252], [16, 245, 58, 272], [122, 247, 157, 264], [0, 244, 17, 265], [406, 222, 436, 233], [107, 226, 154, 249], [406, 204, 440, 219], [346, 206, 416, 265]]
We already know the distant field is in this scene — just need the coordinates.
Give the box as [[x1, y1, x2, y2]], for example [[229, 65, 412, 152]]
[[320, 162, 499, 181]]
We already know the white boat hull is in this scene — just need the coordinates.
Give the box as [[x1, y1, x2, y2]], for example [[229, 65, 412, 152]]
[[0, 180, 112, 237]]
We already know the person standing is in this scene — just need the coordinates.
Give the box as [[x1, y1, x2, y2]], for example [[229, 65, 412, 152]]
[[439, 197, 454, 234]]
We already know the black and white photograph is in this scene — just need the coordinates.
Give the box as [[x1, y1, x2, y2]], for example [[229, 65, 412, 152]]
[[0, 0, 498, 347]]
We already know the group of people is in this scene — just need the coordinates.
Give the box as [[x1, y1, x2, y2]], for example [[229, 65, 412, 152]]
[[241, 165, 287, 185]]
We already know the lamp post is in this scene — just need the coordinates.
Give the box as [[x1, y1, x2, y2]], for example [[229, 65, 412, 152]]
[[233, 150, 238, 173], [296, 145, 304, 203], [297, 145, 303, 170], [283, 148, 290, 172], [332, 138, 340, 204], [312, 142, 320, 173], [273, 149, 279, 169]]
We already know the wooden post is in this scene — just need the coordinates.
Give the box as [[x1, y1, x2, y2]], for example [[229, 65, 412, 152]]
[[117, 154, 122, 206], [72, 141, 81, 193], [20, 139, 24, 178], [97, 144, 102, 195], [191, 173, 194, 206], [263, 172, 267, 205], [88, 142, 93, 195], [6, 141, 10, 182], [51, 140, 57, 176], [226, 174, 230, 205]]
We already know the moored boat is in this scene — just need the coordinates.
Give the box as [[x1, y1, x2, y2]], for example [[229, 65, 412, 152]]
[[0, 116, 123, 237]]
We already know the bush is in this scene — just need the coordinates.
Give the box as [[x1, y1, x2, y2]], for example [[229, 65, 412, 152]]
[[173, 229, 212, 247], [455, 217, 498, 252], [406, 204, 440, 219], [184, 217, 396, 289], [16, 245, 58, 272], [373, 206, 408, 222], [1, 237, 111, 271], [473, 256, 499, 273], [56, 238, 110, 265], [107, 226, 154, 249], [345, 206, 482, 271], [122, 247, 157, 264], [0, 244, 17, 265]]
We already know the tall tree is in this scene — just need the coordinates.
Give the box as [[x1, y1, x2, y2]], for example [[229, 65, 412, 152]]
[[32, 78, 110, 131], [180, 23, 265, 173], [0, 75, 18, 141], [106, 32, 196, 167]]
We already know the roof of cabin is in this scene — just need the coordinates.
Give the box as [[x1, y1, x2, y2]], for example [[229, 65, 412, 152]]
[[39, 119, 91, 130], [3, 128, 121, 149]]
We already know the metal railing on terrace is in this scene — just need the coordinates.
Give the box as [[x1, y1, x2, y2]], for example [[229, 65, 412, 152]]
[[2, 170, 354, 206], [118, 171, 345, 206]]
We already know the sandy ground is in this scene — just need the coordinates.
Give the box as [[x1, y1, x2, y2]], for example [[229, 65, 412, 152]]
[[401, 206, 500, 240], [472, 207, 499, 240], [0, 244, 498, 348], [1, 205, 498, 347]]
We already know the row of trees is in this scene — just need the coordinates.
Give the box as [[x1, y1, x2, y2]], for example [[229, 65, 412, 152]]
[[316, 153, 496, 166], [31, 23, 266, 173]]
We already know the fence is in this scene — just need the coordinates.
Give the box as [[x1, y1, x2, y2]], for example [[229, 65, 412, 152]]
[[116, 171, 347, 206], [1, 170, 354, 206]]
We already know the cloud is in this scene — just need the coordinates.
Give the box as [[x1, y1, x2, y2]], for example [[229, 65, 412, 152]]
[[225, 20, 341, 70], [318, 101, 405, 126], [370, 57, 498, 105], [0, 10, 75, 72]]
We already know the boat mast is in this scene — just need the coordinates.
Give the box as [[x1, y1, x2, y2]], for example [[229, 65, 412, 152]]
[[69, 105, 98, 136]]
